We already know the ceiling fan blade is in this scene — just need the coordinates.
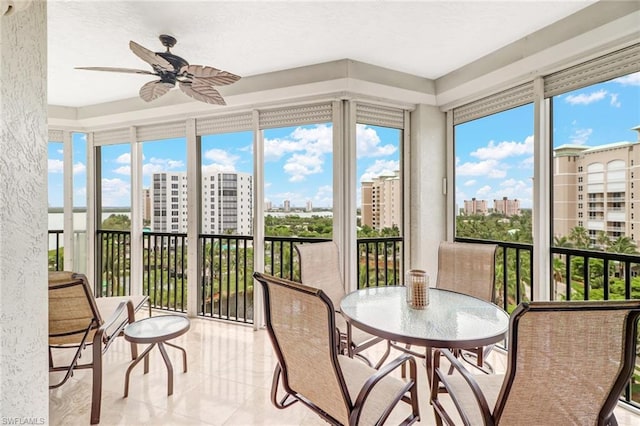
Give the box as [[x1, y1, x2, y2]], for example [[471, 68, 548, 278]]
[[139, 80, 174, 102], [180, 65, 241, 85], [75, 66, 156, 75], [179, 80, 226, 105], [129, 40, 174, 71]]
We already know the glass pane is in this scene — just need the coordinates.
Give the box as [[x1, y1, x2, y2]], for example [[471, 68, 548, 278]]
[[99, 143, 132, 230], [551, 71, 640, 306], [72, 132, 88, 273], [454, 104, 534, 243], [48, 141, 64, 270], [263, 124, 333, 279], [143, 137, 187, 233], [356, 123, 402, 287], [200, 131, 254, 322]]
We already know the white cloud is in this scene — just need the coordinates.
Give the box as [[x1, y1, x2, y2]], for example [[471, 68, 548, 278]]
[[456, 159, 506, 178], [613, 72, 640, 86], [101, 178, 130, 206], [48, 159, 64, 174], [56, 149, 63, 155], [113, 166, 130, 175], [116, 153, 130, 164], [264, 124, 332, 162], [50, 159, 86, 175], [360, 159, 399, 182], [464, 180, 476, 187], [476, 185, 492, 198], [314, 185, 333, 207], [141, 157, 185, 176], [569, 128, 592, 145], [283, 153, 324, 182], [202, 149, 239, 173], [471, 135, 533, 160], [73, 162, 86, 175], [609, 93, 621, 108], [565, 90, 607, 105], [356, 124, 397, 158]]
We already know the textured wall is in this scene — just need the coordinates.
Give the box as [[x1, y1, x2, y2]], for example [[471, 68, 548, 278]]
[[0, 1, 49, 422]]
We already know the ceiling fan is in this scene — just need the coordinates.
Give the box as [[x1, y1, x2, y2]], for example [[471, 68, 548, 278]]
[[75, 34, 241, 105]]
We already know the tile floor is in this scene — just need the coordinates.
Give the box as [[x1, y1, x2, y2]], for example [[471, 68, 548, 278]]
[[50, 314, 640, 425]]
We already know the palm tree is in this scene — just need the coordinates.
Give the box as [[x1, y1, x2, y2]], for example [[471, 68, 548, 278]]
[[553, 235, 572, 247], [608, 236, 638, 281], [569, 226, 590, 249], [596, 231, 610, 251]]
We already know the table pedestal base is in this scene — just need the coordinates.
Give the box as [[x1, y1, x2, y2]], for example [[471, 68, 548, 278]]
[[124, 341, 188, 397]]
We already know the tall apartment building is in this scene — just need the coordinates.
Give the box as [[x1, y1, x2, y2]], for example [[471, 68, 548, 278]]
[[142, 188, 151, 224], [306, 200, 313, 212], [152, 171, 253, 235], [553, 127, 640, 246], [463, 198, 488, 215], [283, 200, 291, 212], [494, 197, 520, 216], [360, 171, 401, 231]]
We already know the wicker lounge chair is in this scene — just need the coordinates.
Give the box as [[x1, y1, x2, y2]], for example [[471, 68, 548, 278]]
[[254, 271, 420, 425], [48, 271, 148, 424], [295, 241, 389, 367], [430, 300, 640, 426]]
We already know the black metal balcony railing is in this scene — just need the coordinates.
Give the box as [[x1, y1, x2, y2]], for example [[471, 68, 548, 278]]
[[144, 232, 187, 313], [96, 230, 131, 297], [264, 236, 331, 280], [48, 230, 64, 271], [357, 237, 403, 288], [200, 234, 253, 323]]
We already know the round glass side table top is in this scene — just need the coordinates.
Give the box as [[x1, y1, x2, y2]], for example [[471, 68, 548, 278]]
[[124, 315, 190, 344], [123, 315, 190, 397]]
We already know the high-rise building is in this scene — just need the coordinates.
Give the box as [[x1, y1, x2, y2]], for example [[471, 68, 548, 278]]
[[265, 201, 272, 211], [142, 188, 151, 224], [306, 200, 313, 212], [360, 171, 401, 231], [283, 200, 291, 212], [553, 126, 640, 246], [463, 198, 488, 215], [493, 197, 520, 217], [152, 171, 253, 235]]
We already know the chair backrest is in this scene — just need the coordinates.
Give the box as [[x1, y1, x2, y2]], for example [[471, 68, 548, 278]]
[[295, 241, 346, 308], [435, 241, 497, 302], [254, 272, 351, 425], [49, 271, 103, 346], [495, 300, 640, 425]]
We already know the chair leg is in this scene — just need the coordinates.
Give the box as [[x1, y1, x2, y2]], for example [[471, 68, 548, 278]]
[[270, 363, 297, 409], [90, 340, 102, 425]]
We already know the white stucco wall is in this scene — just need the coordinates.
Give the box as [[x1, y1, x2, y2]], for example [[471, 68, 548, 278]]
[[409, 105, 447, 282], [0, 1, 49, 422]]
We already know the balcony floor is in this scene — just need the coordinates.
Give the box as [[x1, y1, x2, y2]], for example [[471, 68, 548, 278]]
[[50, 313, 640, 425]]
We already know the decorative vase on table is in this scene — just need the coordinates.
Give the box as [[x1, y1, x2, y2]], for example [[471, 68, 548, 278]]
[[405, 269, 429, 309]]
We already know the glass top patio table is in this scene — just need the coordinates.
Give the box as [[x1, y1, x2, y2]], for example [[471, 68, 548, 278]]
[[340, 286, 509, 350]]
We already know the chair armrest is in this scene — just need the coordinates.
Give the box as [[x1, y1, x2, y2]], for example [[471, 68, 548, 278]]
[[353, 353, 417, 410], [99, 300, 135, 352], [432, 348, 493, 424]]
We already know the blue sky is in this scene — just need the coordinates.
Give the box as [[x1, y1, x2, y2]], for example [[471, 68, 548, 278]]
[[48, 124, 400, 209], [454, 71, 640, 209], [48, 72, 639, 210]]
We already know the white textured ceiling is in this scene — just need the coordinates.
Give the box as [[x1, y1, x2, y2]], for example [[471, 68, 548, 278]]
[[48, 0, 597, 107]]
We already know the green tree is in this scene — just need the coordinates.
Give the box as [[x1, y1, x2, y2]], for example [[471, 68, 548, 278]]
[[568, 226, 590, 249], [102, 214, 131, 230]]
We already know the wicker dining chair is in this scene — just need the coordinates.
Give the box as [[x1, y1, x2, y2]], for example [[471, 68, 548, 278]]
[[430, 300, 640, 426], [436, 241, 498, 371], [254, 271, 420, 426], [295, 241, 389, 367], [48, 271, 149, 424]]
